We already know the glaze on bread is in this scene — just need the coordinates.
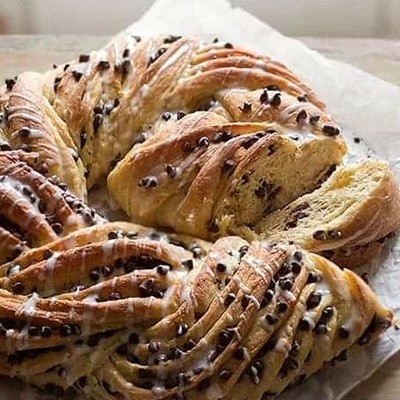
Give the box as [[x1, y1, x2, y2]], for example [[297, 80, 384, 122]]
[[0, 235, 392, 400], [0, 34, 398, 399]]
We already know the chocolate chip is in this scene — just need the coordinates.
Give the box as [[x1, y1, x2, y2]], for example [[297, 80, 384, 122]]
[[93, 114, 103, 134], [260, 289, 274, 308], [361, 272, 369, 284], [307, 271, 320, 283], [60, 324, 73, 337], [132, 35, 141, 43], [239, 102, 252, 113], [207, 349, 219, 362], [315, 324, 327, 334], [265, 314, 279, 325], [222, 159, 235, 173], [109, 291, 122, 301], [43, 249, 53, 260], [233, 346, 246, 360], [290, 261, 302, 274], [219, 369, 231, 380], [156, 265, 170, 275], [40, 326, 52, 337], [306, 292, 321, 309], [338, 326, 350, 339], [12, 281, 24, 294], [309, 114, 320, 125], [353, 137, 361, 144], [138, 176, 157, 189], [128, 332, 139, 344], [279, 277, 293, 291], [5, 78, 15, 91], [164, 35, 182, 44], [198, 136, 210, 147], [121, 59, 131, 78], [98, 60, 110, 70], [208, 219, 219, 233], [177, 323, 189, 336], [79, 54, 90, 62], [0, 142, 11, 151], [270, 93, 281, 107], [276, 302, 288, 313], [225, 293, 236, 307], [93, 105, 103, 115], [190, 366, 203, 380], [216, 262, 227, 273], [182, 259, 194, 270], [102, 265, 114, 277], [218, 328, 234, 347], [174, 110, 185, 120], [79, 131, 87, 148], [254, 186, 266, 198], [241, 295, 250, 309], [247, 359, 264, 384], [297, 94, 308, 102], [18, 128, 30, 138], [165, 164, 177, 178], [162, 112, 172, 121], [322, 124, 340, 137], [89, 269, 100, 281], [299, 318, 310, 331], [296, 109, 307, 124], [72, 71, 82, 82], [313, 230, 327, 241], [28, 326, 39, 336], [321, 306, 334, 322], [221, 131, 232, 141], [260, 89, 269, 104], [224, 42, 233, 49], [139, 279, 155, 297]]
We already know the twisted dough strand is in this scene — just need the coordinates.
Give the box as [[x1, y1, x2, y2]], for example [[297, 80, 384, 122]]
[[0, 231, 392, 400]]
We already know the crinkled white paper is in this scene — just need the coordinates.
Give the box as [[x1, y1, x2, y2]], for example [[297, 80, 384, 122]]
[[2, 1, 399, 399]]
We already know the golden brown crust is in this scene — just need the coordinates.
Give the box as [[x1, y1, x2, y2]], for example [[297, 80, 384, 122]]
[[0, 35, 396, 400], [319, 240, 384, 268], [0, 151, 104, 264], [0, 238, 392, 399]]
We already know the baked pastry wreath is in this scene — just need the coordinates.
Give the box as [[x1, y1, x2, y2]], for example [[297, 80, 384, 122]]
[[0, 35, 398, 399]]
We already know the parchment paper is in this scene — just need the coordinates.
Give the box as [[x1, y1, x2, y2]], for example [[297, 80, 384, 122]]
[[2, 1, 400, 399], [120, 1, 400, 399]]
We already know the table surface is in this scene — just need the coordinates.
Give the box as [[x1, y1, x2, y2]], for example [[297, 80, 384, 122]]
[[0, 35, 399, 400]]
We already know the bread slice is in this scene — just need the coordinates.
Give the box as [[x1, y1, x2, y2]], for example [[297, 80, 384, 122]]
[[220, 160, 400, 259], [108, 111, 346, 239]]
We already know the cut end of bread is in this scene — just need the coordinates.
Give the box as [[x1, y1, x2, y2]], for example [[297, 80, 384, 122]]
[[221, 159, 400, 260]]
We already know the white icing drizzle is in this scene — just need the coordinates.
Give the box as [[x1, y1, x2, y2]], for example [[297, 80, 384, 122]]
[[139, 84, 150, 98], [9, 92, 36, 104], [275, 337, 291, 355], [8, 264, 20, 277], [157, 44, 190, 74], [7, 112, 43, 124], [16, 292, 39, 317]]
